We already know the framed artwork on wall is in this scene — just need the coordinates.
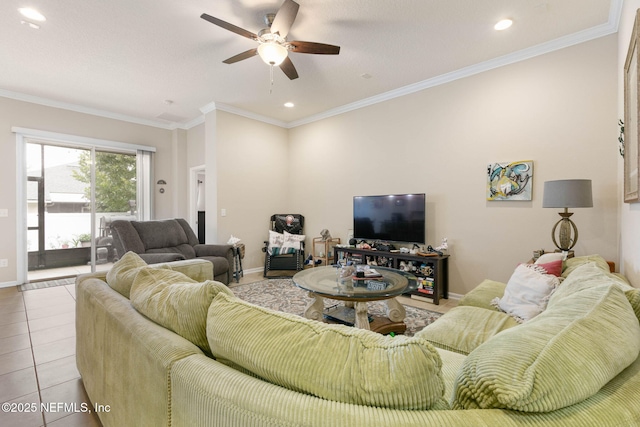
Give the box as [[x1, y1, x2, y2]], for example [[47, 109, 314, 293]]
[[487, 160, 533, 201], [624, 9, 640, 203]]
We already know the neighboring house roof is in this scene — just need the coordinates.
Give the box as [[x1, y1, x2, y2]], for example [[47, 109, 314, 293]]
[[27, 162, 88, 203]]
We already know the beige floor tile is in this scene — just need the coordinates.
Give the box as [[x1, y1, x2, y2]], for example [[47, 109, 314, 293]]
[[0, 286, 20, 299], [0, 310, 27, 327], [40, 378, 93, 425], [0, 294, 25, 313], [26, 303, 76, 321], [0, 392, 44, 427], [0, 334, 32, 356], [23, 294, 75, 311], [35, 355, 80, 390], [29, 324, 76, 348], [27, 312, 75, 333], [0, 367, 38, 402], [0, 321, 29, 340], [65, 284, 76, 299], [22, 287, 72, 302], [32, 337, 75, 366], [0, 349, 34, 376]]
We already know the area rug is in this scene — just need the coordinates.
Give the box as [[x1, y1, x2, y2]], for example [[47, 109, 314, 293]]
[[231, 278, 441, 336]]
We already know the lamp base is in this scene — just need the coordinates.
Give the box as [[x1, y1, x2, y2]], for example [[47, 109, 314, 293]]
[[550, 210, 578, 251]]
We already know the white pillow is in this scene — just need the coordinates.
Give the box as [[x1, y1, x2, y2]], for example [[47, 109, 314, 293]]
[[268, 230, 284, 255], [281, 231, 305, 254], [535, 252, 565, 264], [492, 264, 560, 323]]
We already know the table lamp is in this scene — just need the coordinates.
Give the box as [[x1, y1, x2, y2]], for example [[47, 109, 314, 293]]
[[542, 179, 593, 251]]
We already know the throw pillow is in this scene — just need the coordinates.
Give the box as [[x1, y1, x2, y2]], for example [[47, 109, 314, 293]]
[[206, 292, 446, 410], [130, 268, 233, 356], [534, 252, 565, 264], [453, 283, 640, 412], [492, 264, 560, 323], [267, 230, 284, 255], [280, 231, 305, 254], [534, 259, 562, 277], [105, 251, 148, 298]]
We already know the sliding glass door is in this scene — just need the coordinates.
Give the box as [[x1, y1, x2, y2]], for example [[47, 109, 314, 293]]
[[25, 141, 142, 281]]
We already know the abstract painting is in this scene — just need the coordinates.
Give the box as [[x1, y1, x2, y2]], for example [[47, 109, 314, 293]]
[[487, 160, 533, 201]]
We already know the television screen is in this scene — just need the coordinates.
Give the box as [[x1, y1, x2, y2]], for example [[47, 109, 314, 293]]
[[353, 194, 426, 244]]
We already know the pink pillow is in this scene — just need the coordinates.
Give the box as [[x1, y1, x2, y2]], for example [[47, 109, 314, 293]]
[[535, 259, 562, 277]]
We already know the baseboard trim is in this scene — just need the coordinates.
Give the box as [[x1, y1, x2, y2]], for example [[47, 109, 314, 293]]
[[0, 281, 18, 289]]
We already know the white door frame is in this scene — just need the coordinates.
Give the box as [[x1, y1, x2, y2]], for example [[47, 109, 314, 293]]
[[189, 165, 206, 233]]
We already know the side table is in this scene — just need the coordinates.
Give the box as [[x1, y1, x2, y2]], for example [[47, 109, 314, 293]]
[[312, 237, 340, 267], [233, 244, 245, 283]]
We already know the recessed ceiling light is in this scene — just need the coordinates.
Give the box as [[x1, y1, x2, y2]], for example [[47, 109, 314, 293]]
[[494, 19, 513, 31], [284, 102, 294, 108], [18, 7, 46, 22]]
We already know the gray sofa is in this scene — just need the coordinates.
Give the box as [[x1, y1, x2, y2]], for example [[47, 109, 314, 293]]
[[110, 218, 234, 284]]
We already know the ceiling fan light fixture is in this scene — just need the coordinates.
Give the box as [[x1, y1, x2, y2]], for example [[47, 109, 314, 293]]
[[258, 42, 288, 66]]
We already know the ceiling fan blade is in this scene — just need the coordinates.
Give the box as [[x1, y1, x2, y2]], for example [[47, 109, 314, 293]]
[[270, 0, 299, 37], [279, 56, 299, 80], [200, 13, 257, 40], [288, 41, 340, 55], [223, 48, 258, 64]]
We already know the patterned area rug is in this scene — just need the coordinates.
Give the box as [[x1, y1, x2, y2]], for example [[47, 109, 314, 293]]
[[231, 278, 441, 336]]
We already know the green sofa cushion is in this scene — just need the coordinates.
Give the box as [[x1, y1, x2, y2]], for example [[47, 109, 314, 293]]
[[555, 261, 640, 323], [416, 306, 519, 355], [457, 279, 506, 310], [452, 282, 640, 412], [206, 292, 446, 410], [105, 251, 150, 298], [130, 268, 233, 356]]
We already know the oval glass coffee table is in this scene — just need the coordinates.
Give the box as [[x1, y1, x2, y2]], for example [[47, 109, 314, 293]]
[[292, 266, 418, 334]]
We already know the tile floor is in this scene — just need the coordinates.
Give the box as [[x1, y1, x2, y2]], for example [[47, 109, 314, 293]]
[[1, 270, 457, 427]]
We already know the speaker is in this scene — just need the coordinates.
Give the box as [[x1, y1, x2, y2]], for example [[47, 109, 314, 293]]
[[349, 238, 357, 246]]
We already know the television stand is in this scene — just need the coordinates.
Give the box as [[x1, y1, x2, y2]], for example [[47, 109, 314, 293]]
[[333, 247, 449, 305]]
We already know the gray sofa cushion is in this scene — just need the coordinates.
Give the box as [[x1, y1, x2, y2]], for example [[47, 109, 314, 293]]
[[133, 219, 189, 250]]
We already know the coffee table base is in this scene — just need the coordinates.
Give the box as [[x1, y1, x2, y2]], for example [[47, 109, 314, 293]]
[[304, 292, 407, 335]]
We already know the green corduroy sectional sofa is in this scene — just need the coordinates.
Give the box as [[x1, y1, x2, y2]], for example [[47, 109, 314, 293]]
[[76, 253, 640, 426]]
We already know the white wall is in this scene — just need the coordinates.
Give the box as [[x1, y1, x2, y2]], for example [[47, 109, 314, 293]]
[[287, 35, 618, 295], [0, 97, 175, 285], [213, 110, 290, 270], [619, 1, 640, 288]]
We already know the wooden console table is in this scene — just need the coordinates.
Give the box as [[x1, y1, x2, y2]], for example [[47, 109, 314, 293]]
[[333, 247, 449, 305]]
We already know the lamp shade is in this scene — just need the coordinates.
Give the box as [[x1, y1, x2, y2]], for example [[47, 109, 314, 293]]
[[542, 179, 593, 208]]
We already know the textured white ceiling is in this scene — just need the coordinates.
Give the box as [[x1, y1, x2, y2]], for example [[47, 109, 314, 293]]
[[0, 0, 619, 129]]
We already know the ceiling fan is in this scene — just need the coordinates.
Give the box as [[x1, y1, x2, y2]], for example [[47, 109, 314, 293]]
[[200, 0, 340, 80]]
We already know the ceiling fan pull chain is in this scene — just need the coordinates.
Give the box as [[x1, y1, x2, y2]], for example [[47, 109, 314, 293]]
[[269, 63, 274, 94]]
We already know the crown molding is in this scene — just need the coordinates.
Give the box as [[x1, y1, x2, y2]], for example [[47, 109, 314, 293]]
[[287, 0, 623, 128], [1, 0, 623, 133], [214, 103, 289, 128], [0, 89, 180, 130]]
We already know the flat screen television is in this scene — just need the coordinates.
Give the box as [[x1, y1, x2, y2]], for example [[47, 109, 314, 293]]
[[353, 193, 426, 244]]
